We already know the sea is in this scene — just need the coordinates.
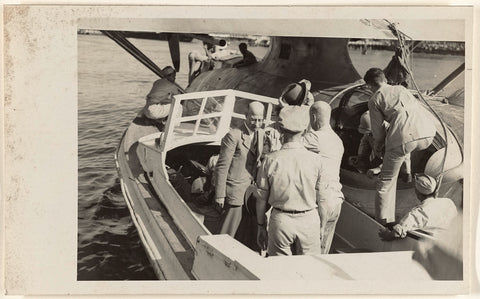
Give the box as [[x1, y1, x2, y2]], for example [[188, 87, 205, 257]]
[[77, 34, 465, 280]]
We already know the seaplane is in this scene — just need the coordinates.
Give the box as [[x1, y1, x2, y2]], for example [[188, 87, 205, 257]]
[[100, 18, 465, 280]]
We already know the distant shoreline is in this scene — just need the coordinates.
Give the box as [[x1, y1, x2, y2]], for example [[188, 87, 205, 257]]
[[348, 40, 465, 56]]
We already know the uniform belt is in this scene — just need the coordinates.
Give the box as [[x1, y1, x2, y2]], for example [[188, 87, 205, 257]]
[[273, 207, 313, 214]]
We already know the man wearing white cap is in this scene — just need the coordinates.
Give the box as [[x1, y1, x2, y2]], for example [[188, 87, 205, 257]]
[[379, 173, 457, 240], [256, 106, 325, 256], [142, 66, 182, 128]]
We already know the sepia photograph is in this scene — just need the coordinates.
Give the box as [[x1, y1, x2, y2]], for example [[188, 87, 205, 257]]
[[77, 18, 465, 281], [2, 4, 477, 296]]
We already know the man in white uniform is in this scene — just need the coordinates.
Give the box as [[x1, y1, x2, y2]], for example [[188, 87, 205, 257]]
[[379, 173, 457, 240], [302, 101, 344, 254], [364, 68, 436, 224]]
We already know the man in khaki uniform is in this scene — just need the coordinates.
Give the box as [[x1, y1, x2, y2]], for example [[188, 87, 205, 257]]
[[364, 68, 436, 224], [256, 106, 325, 256], [303, 101, 344, 254]]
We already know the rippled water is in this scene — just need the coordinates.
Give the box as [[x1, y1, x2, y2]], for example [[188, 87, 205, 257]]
[[77, 34, 464, 280]]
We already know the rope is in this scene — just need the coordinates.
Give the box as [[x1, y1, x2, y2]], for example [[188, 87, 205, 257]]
[[384, 20, 450, 182]]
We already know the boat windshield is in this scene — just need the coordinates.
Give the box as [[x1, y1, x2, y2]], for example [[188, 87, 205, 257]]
[[161, 89, 278, 152]]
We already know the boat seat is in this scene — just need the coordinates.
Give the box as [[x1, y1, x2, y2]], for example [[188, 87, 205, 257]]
[[136, 132, 165, 174]]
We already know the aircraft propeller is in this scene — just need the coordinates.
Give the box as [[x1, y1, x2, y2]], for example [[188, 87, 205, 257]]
[[167, 33, 181, 72]]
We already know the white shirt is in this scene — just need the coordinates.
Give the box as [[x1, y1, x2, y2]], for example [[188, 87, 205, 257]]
[[393, 197, 458, 238], [302, 128, 344, 205]]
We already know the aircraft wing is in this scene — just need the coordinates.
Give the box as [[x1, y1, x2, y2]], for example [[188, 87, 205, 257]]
[[83, 18, 465, 41]]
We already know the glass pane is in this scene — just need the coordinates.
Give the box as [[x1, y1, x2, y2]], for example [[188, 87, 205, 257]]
[[181, 98, 202, 117], [198, 117, 221, 135], [203, 96, 225, 115], [232, 97, 251, 116], [174, 120, 196, 136]]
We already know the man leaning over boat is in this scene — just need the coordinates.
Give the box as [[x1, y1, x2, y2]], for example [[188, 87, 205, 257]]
[[142, 66, 183, 130], [379, 174, 458, 240], [364, 68, 436, 225]]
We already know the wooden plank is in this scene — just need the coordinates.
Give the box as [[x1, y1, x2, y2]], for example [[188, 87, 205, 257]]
[[335, 200, 421, 253], [192, 235, 260, 280], [151, 168, 211, 248], [192, 235, 431, 280], [135, 179, 188, 253]]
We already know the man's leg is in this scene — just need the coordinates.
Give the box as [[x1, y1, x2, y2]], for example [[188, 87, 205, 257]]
[[375, 146, 406, 224], [267, 209, 294, 256], [219, 204, 243, 237], [295, 210, 321, 255], [235, 203, 259, 252], [399, 153, 412, 183], [321, 201, 343, 254]]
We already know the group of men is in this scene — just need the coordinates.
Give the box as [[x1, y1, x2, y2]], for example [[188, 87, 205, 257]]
[[141, 64, 458, 257], [213, 80, 345, 256]]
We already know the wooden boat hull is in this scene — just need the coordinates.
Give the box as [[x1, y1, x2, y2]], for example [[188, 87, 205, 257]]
[[116, 118, 433, 280], [115, 89, 461, 280]]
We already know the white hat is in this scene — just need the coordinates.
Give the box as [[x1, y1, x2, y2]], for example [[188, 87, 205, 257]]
[[278, 105, 310, 133], [415, 174, 437, 195]]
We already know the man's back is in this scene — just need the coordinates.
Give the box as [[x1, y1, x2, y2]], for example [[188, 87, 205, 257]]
[[396, 197, 458, 236], [243, 50, 257, 64], [369, 84, 436, 149], [146, 78, 182, 105], [258, 142, 323, 212], [303, 128, 344, 180]]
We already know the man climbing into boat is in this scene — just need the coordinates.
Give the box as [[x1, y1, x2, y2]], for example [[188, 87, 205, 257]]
[[214, 101, 265, 239], [364, 68, 436, 225], [302, 101, 344, 254], [233, 43, 257, 68], [379, 173, 458, 240], [349, 111, 412, 181], [256, 106, 325, 256], [142, 66, 183, 130]]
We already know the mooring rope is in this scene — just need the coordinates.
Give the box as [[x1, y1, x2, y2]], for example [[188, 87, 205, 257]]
[[384, 20, 450, 186]]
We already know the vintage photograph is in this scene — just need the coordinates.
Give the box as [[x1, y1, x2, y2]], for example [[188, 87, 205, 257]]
[[76, 17, 466, 282]]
